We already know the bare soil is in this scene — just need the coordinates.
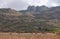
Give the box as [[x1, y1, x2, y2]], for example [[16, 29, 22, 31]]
[[0, 33, 59, 39]]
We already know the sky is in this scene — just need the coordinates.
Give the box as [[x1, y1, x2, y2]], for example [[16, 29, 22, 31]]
[[0, 0, 60, 10]]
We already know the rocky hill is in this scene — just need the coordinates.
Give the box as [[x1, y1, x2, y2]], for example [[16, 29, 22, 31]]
[[0, 6, 60, 33]]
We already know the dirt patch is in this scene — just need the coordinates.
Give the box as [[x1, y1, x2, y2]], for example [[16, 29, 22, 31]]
[[0, 33, 59, 39]]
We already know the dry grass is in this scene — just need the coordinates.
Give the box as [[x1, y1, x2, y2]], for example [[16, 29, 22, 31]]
[[0, 33, 59, 39], [1, 12, 22, 16]]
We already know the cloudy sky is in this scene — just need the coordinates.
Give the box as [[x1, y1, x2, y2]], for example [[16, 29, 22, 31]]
[[0, 0, 60, 10]]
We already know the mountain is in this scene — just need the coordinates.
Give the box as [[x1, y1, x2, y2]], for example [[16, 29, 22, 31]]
[[0, 6, 60, 33], [27, 5, 48, 12]]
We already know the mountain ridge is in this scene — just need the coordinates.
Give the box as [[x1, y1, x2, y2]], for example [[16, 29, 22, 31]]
[[0, 6, 60, 33]]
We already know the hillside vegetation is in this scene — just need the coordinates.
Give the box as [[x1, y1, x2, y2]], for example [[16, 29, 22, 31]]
[[0, 6, 60, 33]]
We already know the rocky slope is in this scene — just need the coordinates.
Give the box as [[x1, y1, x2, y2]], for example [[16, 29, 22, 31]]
[[0, 6, 60, 33]]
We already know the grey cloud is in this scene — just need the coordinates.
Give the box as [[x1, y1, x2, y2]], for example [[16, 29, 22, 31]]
[[46, 0, 60, 7], [0, 0, 60, 10], [50, 0, 60, 4], [5, 0, 29, 10], [0, 0, 29, 10]]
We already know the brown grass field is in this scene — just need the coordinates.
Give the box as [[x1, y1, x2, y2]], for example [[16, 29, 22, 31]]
[[0, 33, 60, 39]]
